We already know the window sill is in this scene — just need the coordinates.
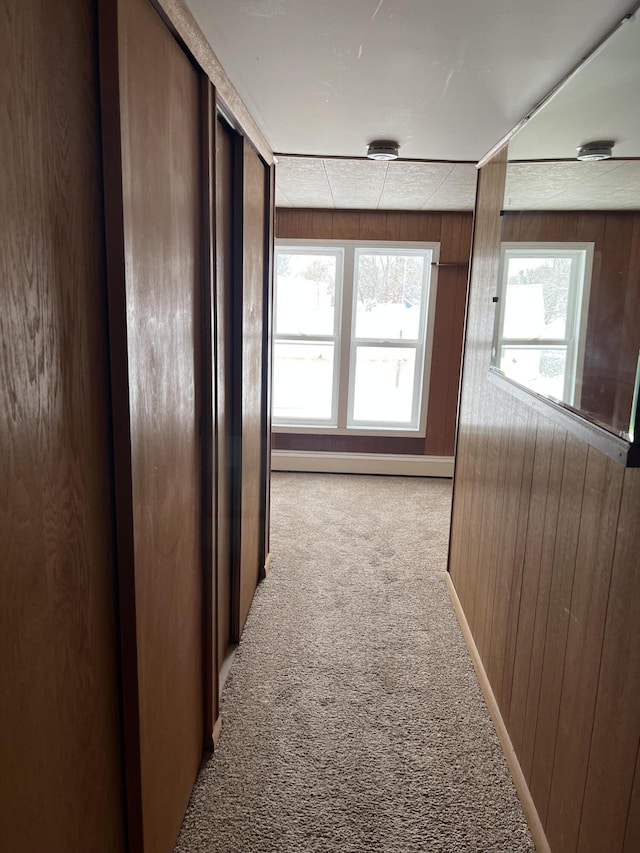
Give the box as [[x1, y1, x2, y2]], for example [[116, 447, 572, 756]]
[[272, 424, 427, 439]]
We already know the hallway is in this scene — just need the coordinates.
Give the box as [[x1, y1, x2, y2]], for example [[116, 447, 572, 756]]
[[176, 474, 534, 852]]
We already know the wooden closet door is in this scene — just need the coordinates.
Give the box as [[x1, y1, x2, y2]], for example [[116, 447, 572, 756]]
[[1, 1, 125, 849], [100, 0, 205, 849], [233, 139, 270, 637], [215, 115, 235, 669]]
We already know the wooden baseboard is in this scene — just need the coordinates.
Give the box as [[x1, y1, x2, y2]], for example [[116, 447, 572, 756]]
[[445, 573, 551, 853], [271, 450, 454, 478]]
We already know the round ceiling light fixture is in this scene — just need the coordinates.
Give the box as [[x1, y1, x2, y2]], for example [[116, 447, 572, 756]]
[[576, 141, 615, 161], [366, 140, 399, 161]]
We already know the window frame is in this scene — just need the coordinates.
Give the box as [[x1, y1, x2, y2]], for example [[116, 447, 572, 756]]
[[272, 238, 439, 437], [272, 245, 344, 427], [494, 242, 594, 406]]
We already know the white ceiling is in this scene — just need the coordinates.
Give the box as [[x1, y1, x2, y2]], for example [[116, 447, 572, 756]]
[[508, 11, 640, 160], [277, 10, 640, 213], [186, 0, 637, 162], [504, 12, 640, 210]]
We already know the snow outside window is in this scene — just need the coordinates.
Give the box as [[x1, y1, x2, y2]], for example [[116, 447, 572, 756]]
[[272, 240, 439, 435], [494, 243, 593, 406]]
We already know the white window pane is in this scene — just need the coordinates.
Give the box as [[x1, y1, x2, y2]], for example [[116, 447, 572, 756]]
[[352, 347, 417, 424], [500, 346, 567, 399], [503, 256, 571, 339], [273, 341, 334, 421], [275, 253, 338, 336], [354, 252, 426, 340]]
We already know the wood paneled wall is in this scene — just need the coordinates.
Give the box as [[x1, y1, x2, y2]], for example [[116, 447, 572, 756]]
[[274, 208, 472, 457], [3, 1, 274, 850], [449, 150, 640, 853], [502, 211, 640, 434], [0, 1, 125, 849]]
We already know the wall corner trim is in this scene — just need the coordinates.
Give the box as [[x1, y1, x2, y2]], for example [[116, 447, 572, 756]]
[[212, 716, 223, 750], [271, 450, 454, 478], [445, 573, 551, 853], [261, 552, 273, 579]]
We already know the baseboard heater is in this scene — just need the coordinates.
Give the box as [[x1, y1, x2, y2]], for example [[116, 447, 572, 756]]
[[270, 450, 454, 478]]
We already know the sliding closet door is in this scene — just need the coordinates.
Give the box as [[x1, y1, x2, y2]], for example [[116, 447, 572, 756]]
[[216, 115, 235, 668], [1, 1, 125, 849], [100, 0, 204, 849], [233, 139, 270, 637], [201, 80, 218, 748]]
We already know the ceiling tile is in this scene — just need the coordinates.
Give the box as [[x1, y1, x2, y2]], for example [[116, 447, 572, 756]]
[[426, 165, 477, 210], [323, 159, 388, 208], [378, 162, 451, 209], [276, 156, 477, 210], [275, 157, 333, 207], [505, 159, 640, 210]]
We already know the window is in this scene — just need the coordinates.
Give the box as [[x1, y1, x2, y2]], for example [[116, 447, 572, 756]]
[[272, 240, 438, 434], [272, 247, 342, 424], [494, 243, 593, 405]]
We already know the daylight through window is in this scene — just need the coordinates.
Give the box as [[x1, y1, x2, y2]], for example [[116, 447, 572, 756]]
[[272, 240, 439, 434], [494, 243, 593, 405]]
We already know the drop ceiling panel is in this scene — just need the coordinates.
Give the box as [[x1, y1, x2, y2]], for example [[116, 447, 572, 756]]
[[504, 160, 640, 209], [274, 157, 334, 207], [427, 165, 478, 210], [323, 159, 388, 207], [275, 157, 477, 210], [378, 162, 452, 208]]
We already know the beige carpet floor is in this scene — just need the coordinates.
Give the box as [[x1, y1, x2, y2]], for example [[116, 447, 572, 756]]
[[175, 473, 535, 852]]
